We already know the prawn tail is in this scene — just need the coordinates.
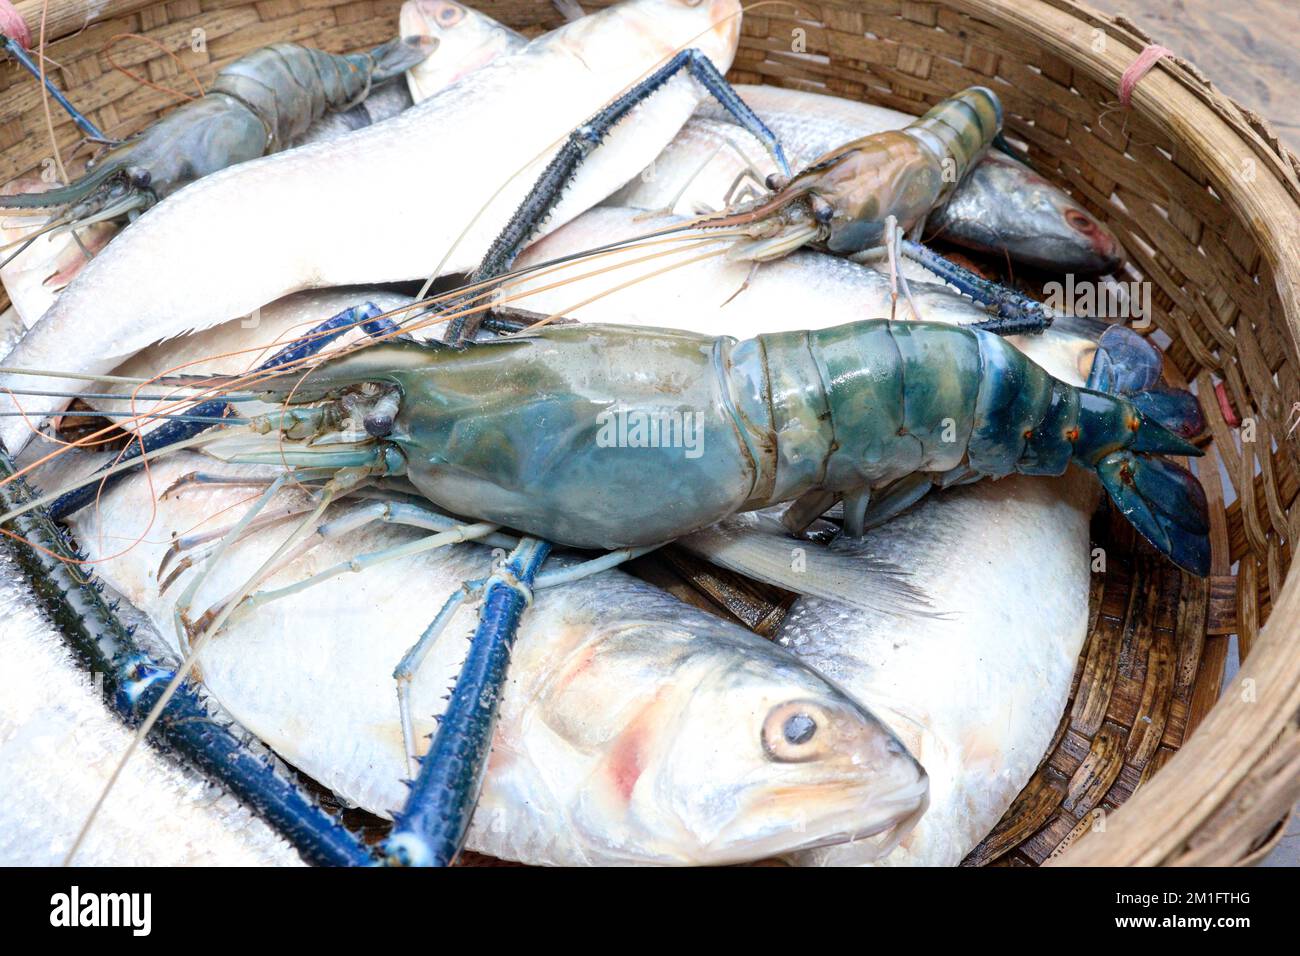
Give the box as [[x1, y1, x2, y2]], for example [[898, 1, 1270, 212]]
[[366, 35, 439, 84], [906, 86, 1003, 185], [1096, 449, 1210, 577], [1087, 324, 1206, 438], [1085, 324, 1210, 576]]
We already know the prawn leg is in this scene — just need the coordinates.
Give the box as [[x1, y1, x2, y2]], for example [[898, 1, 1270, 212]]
[[2, 37, 104, 139], [852, 236, 1052, 333], [443, 48, 789, 344], [897, 238, 1054, 333], [389, 541, 657, 780], [0, 445, 372, 866], [384, 536, 552, 867], [48, 302, 395, 520]]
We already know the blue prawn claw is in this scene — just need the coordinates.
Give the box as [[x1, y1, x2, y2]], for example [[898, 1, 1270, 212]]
[[1088, 325, 1205, 439], [1097, 450, 1210, 576]]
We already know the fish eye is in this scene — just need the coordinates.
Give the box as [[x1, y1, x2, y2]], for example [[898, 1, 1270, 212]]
[[432, 1, 464, 24], [1065, 209, 1093, 233], [784, 713, 816, 744], [762, 701, 829, 762]]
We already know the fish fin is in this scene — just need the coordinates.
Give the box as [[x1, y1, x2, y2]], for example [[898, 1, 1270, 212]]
[[678, 512, 935, 617], [1096, 451, 1210, 576]]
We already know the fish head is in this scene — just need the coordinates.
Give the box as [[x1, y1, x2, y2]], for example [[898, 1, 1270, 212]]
[[591, 629, 929, 865], [933, 152, 1124, 273], [399, 0, 528, 101]]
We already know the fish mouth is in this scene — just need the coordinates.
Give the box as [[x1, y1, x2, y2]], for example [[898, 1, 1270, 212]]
[[776, 774, 931, 860], [1061, 207, 1124, 272], [696, 772, 930, 865]]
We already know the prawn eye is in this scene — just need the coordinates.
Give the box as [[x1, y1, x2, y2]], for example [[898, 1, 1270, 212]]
[[762, 701, 828, 762], [811, 195, 835, 224], [128, 167, 152, 189]]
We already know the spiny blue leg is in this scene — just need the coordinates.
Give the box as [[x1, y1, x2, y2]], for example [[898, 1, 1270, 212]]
[[383, 537, 551, 867], [442, 48, 787, 345], [3, 37, 104, 140], [48, 302, 391, 520], [679, 50, 789, 180], [388, 541, 654, 779], [0, 445, 373, 866], [899, 238, 1055, 334]]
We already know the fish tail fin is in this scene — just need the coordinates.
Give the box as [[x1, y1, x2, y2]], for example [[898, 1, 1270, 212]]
[[677, 512, 935, 618]]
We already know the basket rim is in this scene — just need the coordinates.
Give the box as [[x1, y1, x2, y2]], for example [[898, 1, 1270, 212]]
[[942, 0, 1300, 865]]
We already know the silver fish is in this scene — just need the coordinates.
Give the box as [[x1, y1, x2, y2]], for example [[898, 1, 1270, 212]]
[[63, 452, 928, 866], [0, 545, 302, 866], [776, 468, 1096, 866], [294, 1, 529, 147], [400, 0, 527, 102], [0, 0, 744, 455], [927, 151, 1123, 273]]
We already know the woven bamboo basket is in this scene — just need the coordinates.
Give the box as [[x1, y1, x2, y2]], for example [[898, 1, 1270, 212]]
[[2, 0, 1298, 867]]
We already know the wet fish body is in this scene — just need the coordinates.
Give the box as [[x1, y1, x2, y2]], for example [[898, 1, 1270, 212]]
[[778, 469, 1096, 866], [65, 454, 927, 866], [0, 0, 744, 454]]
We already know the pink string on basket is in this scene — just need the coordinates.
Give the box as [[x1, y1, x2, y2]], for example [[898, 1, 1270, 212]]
[[0, 0, 32, 48], [1118, 43, 1173, 108]]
